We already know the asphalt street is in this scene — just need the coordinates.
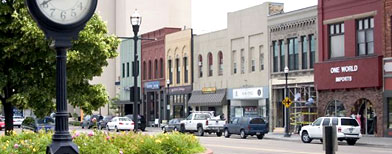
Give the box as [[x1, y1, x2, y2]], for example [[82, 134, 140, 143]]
[[2, 126, 391, 154]]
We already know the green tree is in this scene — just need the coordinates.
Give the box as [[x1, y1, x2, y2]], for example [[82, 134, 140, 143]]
[[0, 0, 119, 135]]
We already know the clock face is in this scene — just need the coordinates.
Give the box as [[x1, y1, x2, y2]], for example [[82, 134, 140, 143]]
[[36, 0, 92, 25]]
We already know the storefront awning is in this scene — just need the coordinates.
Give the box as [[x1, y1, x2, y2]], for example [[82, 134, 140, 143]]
[[188, 89, 226, 106]]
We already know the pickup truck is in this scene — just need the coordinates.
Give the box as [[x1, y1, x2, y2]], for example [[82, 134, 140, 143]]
[[180, 111, 226, 136]]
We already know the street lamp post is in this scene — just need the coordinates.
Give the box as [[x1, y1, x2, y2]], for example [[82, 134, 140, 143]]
[[284, 66, 291, 137], [166, 79, 170, 121], [131, 10, 142, 132]]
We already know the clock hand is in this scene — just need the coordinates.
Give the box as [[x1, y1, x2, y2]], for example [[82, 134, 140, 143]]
[[41, 0, 52, 6]]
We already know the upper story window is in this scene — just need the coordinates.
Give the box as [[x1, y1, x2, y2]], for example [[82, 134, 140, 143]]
[[232, 50, 237, 74], [176, 58, 180, 84], [184, 57, 188, 83], [154, 59, 158, 79], [288, 38, 298, 70], [273, 41, 278, 72], [301, 36, 308, 69], [240, 49, 245, 74], [310, 34, 316, 68], [143, 61, 146, 80], [218, 51, 223, 76], [357, 17, 374, 56], [148, 60, 152, 80], [259, 46, 264, 71], [250, 47, 255, 72], [198, 55, 203, 77], [126, 62, 130, 77], [329, 23, 345, 58], [160, 59, 164, 78], [168, 60, 172, 84], [122, 63, 125, 78], [279, 40, 285, 72], [208, 52, 213, 76]]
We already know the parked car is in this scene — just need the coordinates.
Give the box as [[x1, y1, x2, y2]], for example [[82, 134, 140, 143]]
[[125, 114, 146, 131], [106, 117, 134, 132], [13, 116, 24, 128], [300, 117, 361, 145], [21, 117, 55, 133], [97, 116, 113, 130], [161, 118, 183, 133], [0, 118, 5, 131], [181, 111, 226, 136], [81, 114, 103, 129], [223, 117, 269, 139]]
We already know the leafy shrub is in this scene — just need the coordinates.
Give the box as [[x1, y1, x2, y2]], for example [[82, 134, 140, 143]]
[[0, 131, 205, 154], [69, 121, 81, 126]]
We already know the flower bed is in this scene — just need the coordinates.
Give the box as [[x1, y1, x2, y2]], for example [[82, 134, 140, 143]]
[[0, 131, 205, 154]]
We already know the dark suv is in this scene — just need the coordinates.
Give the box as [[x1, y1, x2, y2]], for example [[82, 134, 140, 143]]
[[97, 116, 113, 130], [125, 114, 146, 131], [224, 117, 269, 139], [81, 115, 103, 129]]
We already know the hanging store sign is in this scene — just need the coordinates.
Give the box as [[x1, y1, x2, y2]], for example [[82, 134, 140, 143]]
[[144, 81, 160, 90]]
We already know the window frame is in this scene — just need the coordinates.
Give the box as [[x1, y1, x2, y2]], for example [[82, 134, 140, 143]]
[[279, 40, 285, 72], [329, 23, 345, 59], [184, 57, 188, 83], [208, 52, 213, 76], [122, 63, 125, 78], [176, 58, 180, 84], [168, 59, 172, 84], [160, 59, 164, 78], [218, 51, 223, 76], [198, 55, 203, 77], [356, 17, 374, 56], [309, 34, 316, 69], [273, 41, 278, 72], [301, 36, 308, 69]]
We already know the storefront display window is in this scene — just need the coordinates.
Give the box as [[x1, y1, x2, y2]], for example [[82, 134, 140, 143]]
[[235, 108, 243, 118], [325, 100, 346, 117]]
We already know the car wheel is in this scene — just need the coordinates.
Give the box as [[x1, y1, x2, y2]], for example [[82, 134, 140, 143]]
[[347, 139, 357, 145], [224, 129, 230, 138], [115, 126, 119, 132], [81, 124, 84, 129], [98, 125, 102, 130], [18, 125, 21, 128], [240, 130, 247, 139], [197, 126, 204, 136], [163, 127, 167, 133], [320, 139, 323, 143], [174, 127, 178, 132], [106, 125, 110, 131], [216, 132, 222, 137], [257, 134, 264, 139], [301, 131, 312, 143]]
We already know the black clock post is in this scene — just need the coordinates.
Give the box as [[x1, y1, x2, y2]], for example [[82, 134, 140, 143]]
[[26, 1, 98, 154]]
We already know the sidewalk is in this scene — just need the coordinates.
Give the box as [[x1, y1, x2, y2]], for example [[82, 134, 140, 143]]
[[264, 133, 392, 148]]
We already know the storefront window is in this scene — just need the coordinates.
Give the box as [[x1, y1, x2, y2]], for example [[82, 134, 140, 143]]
[[388, 98, 392, 129], [325, 100, 346, 117]]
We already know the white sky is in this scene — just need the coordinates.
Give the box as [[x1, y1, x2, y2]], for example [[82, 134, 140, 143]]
[[192, 0, 318, 34]]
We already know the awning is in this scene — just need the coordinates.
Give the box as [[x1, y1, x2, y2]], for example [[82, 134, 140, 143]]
[[188, 89, 226, 106]]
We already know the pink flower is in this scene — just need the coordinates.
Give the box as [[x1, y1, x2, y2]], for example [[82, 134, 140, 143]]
[[88, 132, 94, 137], [119, 150, 123, 154], [14, 144, 19, 149], [72, 135, 76, 139], [106, 136, 110, 140], [75, 132, 80, 137]]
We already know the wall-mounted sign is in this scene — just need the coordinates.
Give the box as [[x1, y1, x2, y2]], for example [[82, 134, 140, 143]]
[[233, 87, 265, 99], [202, 87, 216, 94], [144, 81, 160, 90], [330, 65, 358, 83], [385, 62, 392, 73]]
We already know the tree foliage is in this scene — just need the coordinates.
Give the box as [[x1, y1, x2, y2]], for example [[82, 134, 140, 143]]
[[0, 0, 119, 123]]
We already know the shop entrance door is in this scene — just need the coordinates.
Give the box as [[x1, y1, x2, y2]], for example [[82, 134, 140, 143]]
[[353, 98, 376, 135]]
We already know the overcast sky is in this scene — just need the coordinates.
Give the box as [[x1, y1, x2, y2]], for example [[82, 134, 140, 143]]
[[192, 0, 318, 34]]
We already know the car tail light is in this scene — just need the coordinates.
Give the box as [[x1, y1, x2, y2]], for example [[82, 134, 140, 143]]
[[248, 125, 251, 130], [119, 122, 124, 125], [131, 122, 134, 125], [338, 127, 342, 133], [206, 120, 208, 126]]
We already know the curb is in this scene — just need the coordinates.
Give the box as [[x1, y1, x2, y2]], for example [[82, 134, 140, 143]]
[[199, 148, 213, 154]]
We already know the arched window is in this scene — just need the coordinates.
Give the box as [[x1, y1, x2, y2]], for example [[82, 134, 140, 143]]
[[154, 59, 158, 79], [143, 61, 146, 80], [160, 58, 164, 78], [198, 55, 203, 77], [325, 100, 346, 117], [208, 52, 213, 76], [148, 60, 152, 79], [218, 51, 223, 76]]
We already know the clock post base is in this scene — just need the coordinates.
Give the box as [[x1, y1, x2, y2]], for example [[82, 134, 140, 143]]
[[46, 141, 79, 154]]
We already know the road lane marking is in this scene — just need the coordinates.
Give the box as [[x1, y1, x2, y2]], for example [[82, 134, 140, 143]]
[[206, 144, 323, 154]]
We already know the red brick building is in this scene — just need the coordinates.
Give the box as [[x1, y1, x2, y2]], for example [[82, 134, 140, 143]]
[[383, 0, 392, 137], [140, 28, 181, 124], [315, 0, 385, 136]]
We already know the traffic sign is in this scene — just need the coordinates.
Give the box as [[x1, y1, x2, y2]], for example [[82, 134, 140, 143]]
[[282, 97, 292, 108]]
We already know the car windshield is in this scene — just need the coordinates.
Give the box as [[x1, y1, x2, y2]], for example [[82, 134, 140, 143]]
[[341, 119, 359, 126], [119, 118, 131, 121], [37, 118, 54, 124], [14, 117, 23, 119], [103, 116, 112, 120], [249, 118, 265, 124]]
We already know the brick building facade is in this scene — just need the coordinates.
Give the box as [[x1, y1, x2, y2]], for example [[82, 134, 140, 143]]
[[383, 0, 392, 137], [315, 0, 384, 136]]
